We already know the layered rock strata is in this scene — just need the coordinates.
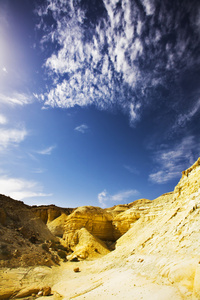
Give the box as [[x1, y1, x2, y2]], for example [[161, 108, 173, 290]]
[[62, 199, 153, 246], [63, 206, 115, 246], [31, 205, 74, 224], [112, 199, 152, 239]]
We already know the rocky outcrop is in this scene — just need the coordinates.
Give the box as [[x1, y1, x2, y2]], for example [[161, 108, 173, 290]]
[[62, 200, 153, 246], [67, 227, 110, 260], [47, 213, 68, 237], [31, 205, 74, 224], [0, 194, 58, 267], [112, 199, 152, 239], [63, 206, 115, 246]]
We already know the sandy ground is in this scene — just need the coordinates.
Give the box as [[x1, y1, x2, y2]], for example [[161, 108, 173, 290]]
[[0, 253, 187, 300]]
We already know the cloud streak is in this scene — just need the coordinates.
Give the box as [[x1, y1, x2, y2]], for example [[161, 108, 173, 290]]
[[36, 145, 56, 155], [74, 124, 89, 133], [98, 189, 139, 208], [149, 136, 199, 184], [0, 93, 32, 106], [0, 127, 27, 150]]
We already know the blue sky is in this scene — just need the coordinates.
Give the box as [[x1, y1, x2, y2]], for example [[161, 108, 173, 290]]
[[0, 0, 200, 208]]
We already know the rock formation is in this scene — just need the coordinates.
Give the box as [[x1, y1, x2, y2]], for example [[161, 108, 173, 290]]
[[0, 157, 200, 299], [62, 199, 153, 247], [47, 213, 68, 237], [112, 198, 152, 239], [116, 157, 200, 256], [112, 158, 200, 298], [0, 195, 69, 267], [63, 206, 115, 246], [67, 227, 110, 260], [31, 204, 73, 224]]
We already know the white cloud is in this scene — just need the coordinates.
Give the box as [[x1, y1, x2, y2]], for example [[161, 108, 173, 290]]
[[140, 0, 155, 16], [111, 190, 139, 202], [0, 93, 32, 106], [36, 145, 56, 155], [98, 189, 108, 208], [149, 136, 199, 184], [149, 170, 180, 184], [36, 0, 200, 126], [0, 114, 7, 124], [74, 124, 89, 133], [98, 189, 139, 208], [2, 67, 8, 73], [0, 176, 52, 200], [0, 127, 27, 149], [36, 0, 144, 121]]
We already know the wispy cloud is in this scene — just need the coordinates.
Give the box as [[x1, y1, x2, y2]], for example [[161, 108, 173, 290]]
[[98, 189, 139, 208], [0, 93, 32, 106], [124, 165, 139, 175], [173, 98, 200, 129], [36, 0, 200, 125], [149, 136, 199, 184], [36, 145, 56, 155], [74, 124, 89, 134], [0, 176, 52, 200], [0, 127, 27, 150], [0, 114, 7, 125]]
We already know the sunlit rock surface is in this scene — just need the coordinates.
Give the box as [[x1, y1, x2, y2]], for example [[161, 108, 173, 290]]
[[63, 206, 115, 245], [31, 205, 73, 224], [0, 158, 200, 299]]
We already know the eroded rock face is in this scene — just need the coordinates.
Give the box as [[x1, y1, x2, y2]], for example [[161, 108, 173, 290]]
[[31, 205, 74, 224], [47, 213, 68, 237], [63, 206, 115, 246], [0, 195, 57, 267], [62, 200, 154, 246], [67, 227, 110, 260], [112, 199, 152, 239]]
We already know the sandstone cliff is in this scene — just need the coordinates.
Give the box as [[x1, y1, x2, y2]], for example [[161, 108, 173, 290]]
[[61, 199, 153, 250], [31, 204, 74, 224], [63, 206, 115, 245]]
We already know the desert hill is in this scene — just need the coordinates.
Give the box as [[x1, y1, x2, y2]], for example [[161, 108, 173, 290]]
[[0, 195, 56, 268], [0, 157, 200, 299]]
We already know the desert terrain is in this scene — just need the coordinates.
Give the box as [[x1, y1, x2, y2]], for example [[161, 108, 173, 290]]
[[0, 158, 200, 299]]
